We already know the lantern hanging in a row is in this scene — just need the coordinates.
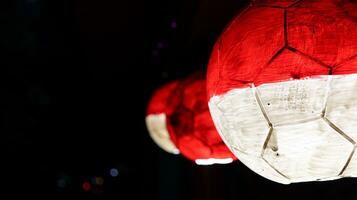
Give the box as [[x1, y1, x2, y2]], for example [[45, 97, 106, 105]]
[[207, 0, 357, 184], [146, 72, 237, 165]]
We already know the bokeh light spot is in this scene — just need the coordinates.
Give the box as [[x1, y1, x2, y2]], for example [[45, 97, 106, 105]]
[[109, 168, 119, 177], [82, 181, 91, 192], [96, 176, 104, 185]]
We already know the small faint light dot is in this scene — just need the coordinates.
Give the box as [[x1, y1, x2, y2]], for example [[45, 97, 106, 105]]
[[57, 179, 66, 188], [82, 181, 91, 192], [110, 168, 119, 177], [170, 21, 177, 29], [96, 177, 104, 185]]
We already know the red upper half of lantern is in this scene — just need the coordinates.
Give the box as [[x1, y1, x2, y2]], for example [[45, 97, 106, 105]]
[[161, 73, 237, 162], [207, 0, 357, 97], [147, 80, 180, 116]]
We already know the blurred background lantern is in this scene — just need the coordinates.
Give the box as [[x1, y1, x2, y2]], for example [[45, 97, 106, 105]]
[[207, 0, 357, 184], [146, 81, 181, 154], [149, 72, 237, 165]]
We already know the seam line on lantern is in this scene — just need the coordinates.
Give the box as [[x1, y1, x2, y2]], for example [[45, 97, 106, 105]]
[[253, 45, 285, 83], [289, 47, 331, 69], [267, 46, 286, 65], [274, 116, 321, 127], [283, 9, 288, 46], [253, 86, 281, 158], [287, 0, 304, 8], [252, 85, 273, 127], [322, 117, 356, 145], [328, 68, 333, 75], [338, 146, 356, 176], [321, 76, 333, 117], [231, 146, 253, 157], [334, 54, 357, 69], [262, 157, 290, 180], [233, 146, 274, 159], [261, 127, 274, 156]]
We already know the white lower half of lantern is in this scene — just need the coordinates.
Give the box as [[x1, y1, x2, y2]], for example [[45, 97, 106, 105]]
[[145, 113, 180, 154], [209, 74, 357, 184]]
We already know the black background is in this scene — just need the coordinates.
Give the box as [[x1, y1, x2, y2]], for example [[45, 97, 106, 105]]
[[2, 0, 357, 199]]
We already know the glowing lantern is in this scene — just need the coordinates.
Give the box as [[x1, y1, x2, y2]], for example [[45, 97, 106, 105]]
[[207, 0, 357, 183], [147, 73, 237, 165], [146, 81, 181, 154]]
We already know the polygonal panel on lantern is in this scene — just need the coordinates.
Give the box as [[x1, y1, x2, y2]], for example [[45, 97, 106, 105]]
[[287, 0, 357, 66], [220, 7, 285, 83], [234, 151, 290, 184], [341, 150, 357, 177], [254, 49, 330, 86], [263, 119, 354, 182], [256, 77, 329, 126], [325, 74, 357, 142], [211, 88, 270, 156]]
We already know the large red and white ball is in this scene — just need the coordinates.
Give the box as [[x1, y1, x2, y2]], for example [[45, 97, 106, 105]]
[[207, 0, 357, 183]]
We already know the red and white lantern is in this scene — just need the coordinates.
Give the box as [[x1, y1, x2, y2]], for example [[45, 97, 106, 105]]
[[147, 73, 237, 165], [207, 0, 357, 183]]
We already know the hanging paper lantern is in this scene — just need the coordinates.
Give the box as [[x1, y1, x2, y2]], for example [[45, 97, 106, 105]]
[[147, 73, 237, 165], [207, 0, 357, 183], [146, 81, 181, 154], [168, 73, 237, 165]]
